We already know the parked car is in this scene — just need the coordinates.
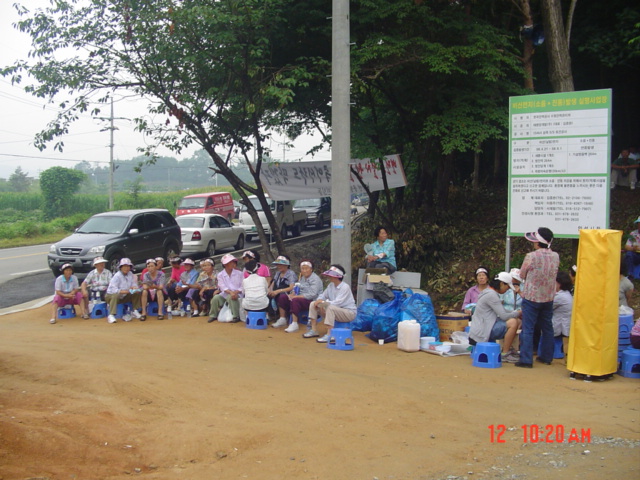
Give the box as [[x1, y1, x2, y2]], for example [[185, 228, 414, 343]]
[[293, 197, 331, 229], [175, 192, 235, 222], [177, 214, 245, 256], [48, 209, 182, 275], [239, 195, 307, 240]]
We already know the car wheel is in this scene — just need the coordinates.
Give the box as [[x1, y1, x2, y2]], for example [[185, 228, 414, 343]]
[[164, 244, 180, 262], [316, 214, 324, 229], [246, 235, 253, 242], [292, 222, 301, 237], [50, 267, 59, 277], [234, 235, 245, 250], [206, 241, 216, 257], [108, 253, 123, 274]]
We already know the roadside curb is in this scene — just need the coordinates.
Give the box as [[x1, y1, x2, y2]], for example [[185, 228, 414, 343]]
[[0, 296, 52, 316]]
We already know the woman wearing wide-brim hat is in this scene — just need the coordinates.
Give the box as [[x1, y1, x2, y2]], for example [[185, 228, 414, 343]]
[[104, 258, 143, 324], [50, 263, 86, 324], [81, 256, 112, 316]]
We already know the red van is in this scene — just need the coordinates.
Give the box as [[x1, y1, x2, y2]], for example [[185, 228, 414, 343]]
[[176, 192, 235, 221]]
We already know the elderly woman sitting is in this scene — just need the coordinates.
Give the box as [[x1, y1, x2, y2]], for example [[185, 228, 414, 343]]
[[365, 226, 397, 274], [303, 264, 357, 343], [50, 263, 87, 324]]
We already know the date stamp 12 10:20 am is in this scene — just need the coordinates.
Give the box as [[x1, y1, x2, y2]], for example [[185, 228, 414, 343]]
[[488, 425, 592, 444]]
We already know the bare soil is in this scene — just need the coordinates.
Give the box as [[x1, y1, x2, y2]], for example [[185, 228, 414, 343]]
[[0, 300, 639, 480]]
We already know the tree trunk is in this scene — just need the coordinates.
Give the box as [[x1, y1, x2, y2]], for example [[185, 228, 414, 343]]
[[520, 0, 535, 91], [541, 0, 575, 92], [472, 145, 481, 192]]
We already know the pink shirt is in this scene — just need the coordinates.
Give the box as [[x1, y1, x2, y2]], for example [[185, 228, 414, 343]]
[[243, 263, 271, 279], [520, 248, 559, 303]]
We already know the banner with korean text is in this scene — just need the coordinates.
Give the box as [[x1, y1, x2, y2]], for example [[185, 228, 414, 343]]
[[259, 155, 407, 200], [508, 89, 612, 238]]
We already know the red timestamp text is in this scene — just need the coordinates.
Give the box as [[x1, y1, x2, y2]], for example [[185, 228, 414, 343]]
[[488, 424, 591, 443]]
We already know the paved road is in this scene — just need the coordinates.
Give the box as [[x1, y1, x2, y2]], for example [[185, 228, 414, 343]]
[[0, 226, 336, 309]]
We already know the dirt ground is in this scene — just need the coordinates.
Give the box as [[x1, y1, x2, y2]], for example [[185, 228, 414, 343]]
[[0, 303, 638, 480]]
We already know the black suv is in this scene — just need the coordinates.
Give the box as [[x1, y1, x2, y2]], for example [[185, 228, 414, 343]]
[[293, 197, 331, 229], [48, 209, 182, 275]]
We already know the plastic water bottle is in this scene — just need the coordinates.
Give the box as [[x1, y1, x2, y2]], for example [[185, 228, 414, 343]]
[[167, 306, 173, 320], [186, 304, 192, 318], [294, 283, 300, 295]]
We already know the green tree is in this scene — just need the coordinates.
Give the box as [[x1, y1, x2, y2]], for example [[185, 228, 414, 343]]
[[39, 167, 86, 219], [2, 0, 329, 256], [349, 0, 526, 218], [8, 166, 32, 192]]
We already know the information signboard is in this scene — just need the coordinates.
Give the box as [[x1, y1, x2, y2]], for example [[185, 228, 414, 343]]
[[508, 89, 612, 238]]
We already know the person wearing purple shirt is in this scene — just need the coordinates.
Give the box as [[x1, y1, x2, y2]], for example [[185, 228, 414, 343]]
[[208, 254, 244, 323]]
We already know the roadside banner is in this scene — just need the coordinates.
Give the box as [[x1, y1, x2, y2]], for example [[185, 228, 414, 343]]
[[259, 155, 407, 200]]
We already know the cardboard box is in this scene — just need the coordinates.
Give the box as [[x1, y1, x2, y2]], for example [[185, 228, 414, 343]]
[[436, 312, 470, 342], [366, 274, 392, 291]]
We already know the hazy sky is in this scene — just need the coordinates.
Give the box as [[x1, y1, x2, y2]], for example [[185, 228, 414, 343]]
[[0, 1, 329, 180]]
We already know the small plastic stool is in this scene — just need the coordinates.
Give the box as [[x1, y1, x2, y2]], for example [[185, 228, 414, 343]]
[[328, 321, 354, 351], [90, 302, 108, 319], [116, 302, 133, 319], [472, 342, 502, 368], [147, 302, 163, 317], [246, 311, 268, 330], [57, 306, 76, 319], [291, 310, 310, 325], [619, 314, 634, 338], [618, 349, 640, 379]]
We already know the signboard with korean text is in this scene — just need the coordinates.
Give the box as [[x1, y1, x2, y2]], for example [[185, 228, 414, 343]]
[[258, 155, 407, 200], [508, 89, 612, 238]]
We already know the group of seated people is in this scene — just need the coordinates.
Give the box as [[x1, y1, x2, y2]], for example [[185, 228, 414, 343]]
[[462, 264, 576, 364], [611, 147, 639, 190], [49, 249, 358, 344]]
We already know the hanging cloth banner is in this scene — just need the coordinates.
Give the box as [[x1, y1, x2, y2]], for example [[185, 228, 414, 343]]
[[258, 155, 407, 200]]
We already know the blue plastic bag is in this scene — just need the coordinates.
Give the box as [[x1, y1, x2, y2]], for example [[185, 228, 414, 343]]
[[401, 291, 439, 339], [367, 294, 403, 343], [352, 298, 380, 332]]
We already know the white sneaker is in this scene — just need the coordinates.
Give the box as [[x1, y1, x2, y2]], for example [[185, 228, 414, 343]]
[[316, 334, 330, 343], [272, 317, 288, 328], [303, 329, 319, 338], [123, 314, 132, 322], [284, 322, 299, 333], [107, 315, 117, 324], [192, 309, 199, 316], [131, 310, 142, 319], [49, 318, 57, 324]]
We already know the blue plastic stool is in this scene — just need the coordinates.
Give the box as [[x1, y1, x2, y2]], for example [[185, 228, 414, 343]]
[[328, 321, 354, 351], [90, 302, 108, 319], [537, 337, 565, 359], [293, 310, 310, 325], [472, 342, 502, 368], [57, 306, 77, 319], [246, 311, 268, 330], [147, 302, 163, 317], [619, 314, 634, 338], [618, 349, 640, 379], [116, 302, 133, 319]]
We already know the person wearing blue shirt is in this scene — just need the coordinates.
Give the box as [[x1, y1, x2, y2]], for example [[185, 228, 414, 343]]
[[364, 226, 397, 274]]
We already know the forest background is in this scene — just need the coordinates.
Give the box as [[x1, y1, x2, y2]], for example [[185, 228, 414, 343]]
[[0, 0, 638, 310]]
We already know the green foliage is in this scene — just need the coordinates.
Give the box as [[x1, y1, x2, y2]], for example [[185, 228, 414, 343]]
[[0, 192, 42, 211], [8, 167, 32, 192], [39, 167, 86, 219]]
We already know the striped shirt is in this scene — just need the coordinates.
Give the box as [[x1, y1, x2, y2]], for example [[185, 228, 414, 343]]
[[520, 248, 559, 303]]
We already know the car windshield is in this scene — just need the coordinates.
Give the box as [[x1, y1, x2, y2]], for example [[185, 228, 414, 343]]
[[179, 197, 206, 209], [177, 217, 205, 228], [247, 197, 274, 212], [77, 216, 129, 234], [294, 198, 321, 208]]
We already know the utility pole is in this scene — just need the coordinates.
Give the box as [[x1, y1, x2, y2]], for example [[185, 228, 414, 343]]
[[98, 97, 127, 210], [331, 0, 352, 281]]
